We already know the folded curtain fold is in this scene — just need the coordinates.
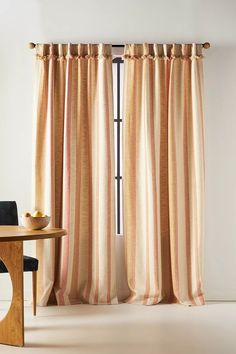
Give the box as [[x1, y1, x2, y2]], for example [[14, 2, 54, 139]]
[[124, 43, 203, 59], [35, 43, 112, 59], [123, 43, 205, 305], [35, 43, 118, 306], [34, 42, 205, 307]]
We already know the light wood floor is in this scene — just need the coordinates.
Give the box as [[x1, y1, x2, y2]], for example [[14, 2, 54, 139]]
[[0, 302, 235, 353]]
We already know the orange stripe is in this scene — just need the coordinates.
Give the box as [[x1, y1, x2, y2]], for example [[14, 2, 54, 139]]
[[169, 59, 180, 302], [78, 59, 90, 303], [58, 54, 72, 305], [49, 45, 56, 229], [105, 60, 113, 304], [53, 58, 65, 299], [142, 59, 149, 305], [150, 60, 160, 304], [94, 60, 100, 304], [69, 61, 80, 304], [124, 59, 138, 302]]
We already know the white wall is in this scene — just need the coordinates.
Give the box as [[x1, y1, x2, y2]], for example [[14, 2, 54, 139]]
[[0, 0, 236, 301]]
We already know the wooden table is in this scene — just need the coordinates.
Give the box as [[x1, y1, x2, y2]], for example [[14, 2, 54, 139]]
[[0, 226, 66, 347]]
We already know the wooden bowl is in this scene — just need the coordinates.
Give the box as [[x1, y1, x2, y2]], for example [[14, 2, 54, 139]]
[[21, 216, 51, 230]]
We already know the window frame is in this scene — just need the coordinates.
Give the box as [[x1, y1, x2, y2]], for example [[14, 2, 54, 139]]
[[113, 57, 124, 235]]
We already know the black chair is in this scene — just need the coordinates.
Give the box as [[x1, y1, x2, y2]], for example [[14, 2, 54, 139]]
[[0, 201, 38, 316]]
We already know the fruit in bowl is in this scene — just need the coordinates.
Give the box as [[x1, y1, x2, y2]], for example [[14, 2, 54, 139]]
[[32, 210, 43, 217], [21, 210, 51, 230]]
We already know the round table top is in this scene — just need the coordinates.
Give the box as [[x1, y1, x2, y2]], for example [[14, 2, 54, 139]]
[[0, 226, 66, 242]]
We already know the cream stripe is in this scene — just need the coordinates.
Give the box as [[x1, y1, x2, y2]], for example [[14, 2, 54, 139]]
[[191, 58, 205, 304], [149, 60, 161, 304]]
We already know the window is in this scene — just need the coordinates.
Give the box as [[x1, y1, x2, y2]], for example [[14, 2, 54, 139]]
[[112, 57, 124, 235]]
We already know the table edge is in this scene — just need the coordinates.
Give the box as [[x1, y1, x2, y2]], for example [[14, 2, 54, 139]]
[[0, 228, 67, 242]]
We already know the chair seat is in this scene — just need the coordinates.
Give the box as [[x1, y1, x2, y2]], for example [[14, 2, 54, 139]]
[[0, 255, 38, 273]]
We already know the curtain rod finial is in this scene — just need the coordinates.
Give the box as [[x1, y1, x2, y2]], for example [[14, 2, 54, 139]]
[[28, 42, 36, 49], [202, 42, 210, 49]]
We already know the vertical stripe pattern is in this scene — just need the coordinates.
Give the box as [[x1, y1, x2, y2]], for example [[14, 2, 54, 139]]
[[34, 44, 118, 305], [123, 43, 205, 305]]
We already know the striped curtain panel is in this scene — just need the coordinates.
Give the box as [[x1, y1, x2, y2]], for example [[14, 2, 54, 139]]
[[34, 43, 118, 305], [123, 43, 205, 305]]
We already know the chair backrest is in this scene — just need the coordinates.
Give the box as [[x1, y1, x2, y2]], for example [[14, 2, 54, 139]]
[[0, 201, 18, 225]]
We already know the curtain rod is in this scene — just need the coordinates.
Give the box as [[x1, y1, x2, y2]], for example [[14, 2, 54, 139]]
[[28, 42, 211, 49]]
